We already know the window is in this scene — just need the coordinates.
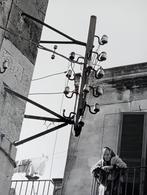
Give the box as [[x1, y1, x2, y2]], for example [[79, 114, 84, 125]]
[[118, 113, 147, 195], [119, 113, 144, 167]]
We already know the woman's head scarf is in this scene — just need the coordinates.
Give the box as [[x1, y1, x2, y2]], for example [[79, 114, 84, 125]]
[[102, 147, 116, 165]]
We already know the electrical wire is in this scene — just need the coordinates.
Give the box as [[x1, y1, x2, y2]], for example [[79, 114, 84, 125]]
[[45, 64, 70, 179], [48, 60, 79, 179], [41, 87, 66, 179], [48, 84, 66, 179], [32, 71, 67, 81], [59, 93, 65, 114]]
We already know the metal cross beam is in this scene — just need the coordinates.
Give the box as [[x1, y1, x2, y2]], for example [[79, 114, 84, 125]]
[[40, 41, 84, 45], [24, 114, 67, 123], [21, 12, 87, 47]]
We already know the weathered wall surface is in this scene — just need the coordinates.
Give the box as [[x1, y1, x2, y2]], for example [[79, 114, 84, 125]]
[[0, 0, 49, 194], [0, 0, 12, 48], [62, 62, 147, 195]]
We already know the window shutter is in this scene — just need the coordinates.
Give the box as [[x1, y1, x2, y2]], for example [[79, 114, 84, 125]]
[[120, 114, 144, 167]]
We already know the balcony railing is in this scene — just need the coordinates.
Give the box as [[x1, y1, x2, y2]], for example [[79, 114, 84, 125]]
[[9, 179, 54, 195], [91, 167, 147, 195]]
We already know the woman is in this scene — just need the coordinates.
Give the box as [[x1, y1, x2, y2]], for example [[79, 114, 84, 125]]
[[91, 147, 127, 195]]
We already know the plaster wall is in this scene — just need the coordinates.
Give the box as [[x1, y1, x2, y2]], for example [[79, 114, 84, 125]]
[[62, 62, 147, 195]]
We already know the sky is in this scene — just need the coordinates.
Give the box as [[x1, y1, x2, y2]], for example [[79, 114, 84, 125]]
[[15, 0, 147, 179]]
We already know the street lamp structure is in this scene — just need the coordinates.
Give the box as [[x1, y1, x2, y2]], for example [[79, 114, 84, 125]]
[[3, 12, 108, 146]]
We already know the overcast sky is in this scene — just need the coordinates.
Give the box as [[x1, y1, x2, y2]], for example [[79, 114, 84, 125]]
[[15, 0, 147, 179]]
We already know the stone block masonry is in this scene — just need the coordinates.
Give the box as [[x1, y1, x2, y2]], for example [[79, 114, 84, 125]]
[[0, 0, 49, 194]]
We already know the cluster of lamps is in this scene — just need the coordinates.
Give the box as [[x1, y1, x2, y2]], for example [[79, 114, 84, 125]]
[[83, 34, 108, 114], [63, 72, 81, 98], [63, 35, 108, 117], [73, 35, 108, 136], [63, 51, 82, 98], [83, 84, 103, 114]]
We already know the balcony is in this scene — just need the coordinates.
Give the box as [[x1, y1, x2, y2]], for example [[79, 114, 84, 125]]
[[9, 179, 54, 195], [91, 167, 147, 195]]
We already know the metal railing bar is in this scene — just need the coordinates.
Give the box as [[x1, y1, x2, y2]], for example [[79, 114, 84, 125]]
[[46, 181, 50, 195], [42, 181, 46, 195], [24, 181, 29, 195], [32, 181, 37, 195], [132, 168, 136, 195], [18, 181, 23, 195], [30, 181, 34, 195], [36, 180, 40, 195], [14, 181, 17, 191], [124, 171, 129, 195], [110, 176, 114, 195], [117, 170, 121, 195]]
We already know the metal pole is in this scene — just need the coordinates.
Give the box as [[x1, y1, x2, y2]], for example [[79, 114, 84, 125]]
[[75, 15, 96, 124]]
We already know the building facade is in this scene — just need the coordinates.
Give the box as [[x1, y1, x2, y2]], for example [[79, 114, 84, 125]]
[[0, 0, 49, 194], [62, 62, 147, 195]]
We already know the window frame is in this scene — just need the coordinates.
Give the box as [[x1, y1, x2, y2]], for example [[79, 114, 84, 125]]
[[118, 112, 147, 195]]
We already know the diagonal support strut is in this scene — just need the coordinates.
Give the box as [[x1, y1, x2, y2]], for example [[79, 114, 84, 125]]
[[14, 123, 68, 146], [21, 12, 87, 47], [5, 87, 66, 121]]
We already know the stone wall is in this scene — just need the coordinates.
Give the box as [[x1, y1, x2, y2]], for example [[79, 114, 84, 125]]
[[0, 0, 49, 194], [62, 62, 147, 195]]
